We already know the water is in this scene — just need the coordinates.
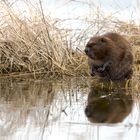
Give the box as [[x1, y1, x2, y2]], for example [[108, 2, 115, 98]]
[[0, 77, 140, 140]]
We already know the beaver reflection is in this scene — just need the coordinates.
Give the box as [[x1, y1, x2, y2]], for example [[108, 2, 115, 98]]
[[85, 83, 133, 123]]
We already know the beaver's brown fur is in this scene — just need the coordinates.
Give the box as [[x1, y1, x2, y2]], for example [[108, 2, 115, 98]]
[[85, 32, 133, 80]]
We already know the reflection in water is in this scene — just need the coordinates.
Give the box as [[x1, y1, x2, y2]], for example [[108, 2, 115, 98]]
[[0, 78, 88, 140], [85, 81, 133, 123], [0, 78, 140, 140], [0, 79, 56, 137]]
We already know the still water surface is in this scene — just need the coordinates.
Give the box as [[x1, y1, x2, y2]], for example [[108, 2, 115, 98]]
[[0, 77, 140, 140]]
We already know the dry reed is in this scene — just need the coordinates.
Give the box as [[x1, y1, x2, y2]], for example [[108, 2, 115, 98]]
[[0, 0, 140, 78]]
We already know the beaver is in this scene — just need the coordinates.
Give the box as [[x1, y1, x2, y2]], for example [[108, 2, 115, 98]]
[[84, 32, 133, 80]]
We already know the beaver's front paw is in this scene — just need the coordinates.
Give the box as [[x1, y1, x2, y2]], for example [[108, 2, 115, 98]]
[[97, 67, 104, 73]]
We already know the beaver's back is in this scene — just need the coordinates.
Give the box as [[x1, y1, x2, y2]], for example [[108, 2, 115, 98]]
[[103, 32, 132, 51], [104, 33, 133, 80]]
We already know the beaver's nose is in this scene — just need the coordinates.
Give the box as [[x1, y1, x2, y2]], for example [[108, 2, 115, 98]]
[[85, 107, 92, 117], [84, 48, 89, 54]]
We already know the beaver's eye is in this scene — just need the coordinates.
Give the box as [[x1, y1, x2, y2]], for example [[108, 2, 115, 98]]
[[88, 44, 92, 48], [100, 37, 106, 43]]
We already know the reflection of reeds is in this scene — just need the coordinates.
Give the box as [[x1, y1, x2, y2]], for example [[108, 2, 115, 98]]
[[0, 79, 57, 136], [0, 77, 89, 137], [0, 1, 140, 78], [0, 79, 50, 136]]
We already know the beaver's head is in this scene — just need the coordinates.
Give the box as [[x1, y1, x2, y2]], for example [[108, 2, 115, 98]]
[[85, 36, 114, 60]]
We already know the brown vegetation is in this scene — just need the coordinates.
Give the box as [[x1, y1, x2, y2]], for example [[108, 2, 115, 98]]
[[0, 1, 140, 79]]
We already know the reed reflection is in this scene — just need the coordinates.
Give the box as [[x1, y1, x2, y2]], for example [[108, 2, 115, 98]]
[[0, 79, 58, 137]]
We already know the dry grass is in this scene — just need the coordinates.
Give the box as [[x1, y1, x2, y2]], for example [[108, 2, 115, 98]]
[[0, 0, 140, 78], [0, 0, 88, 78]]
